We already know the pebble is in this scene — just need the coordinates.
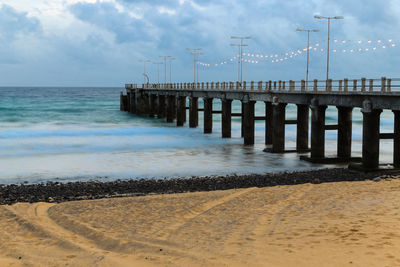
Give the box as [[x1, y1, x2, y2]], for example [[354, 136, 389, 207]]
[[0, 168, 398, 205]]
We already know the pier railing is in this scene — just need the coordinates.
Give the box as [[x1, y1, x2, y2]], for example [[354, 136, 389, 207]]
[[126, 77, 400, 93]]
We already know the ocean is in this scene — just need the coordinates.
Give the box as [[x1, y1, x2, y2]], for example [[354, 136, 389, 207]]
[[0, 87, 395, 184]]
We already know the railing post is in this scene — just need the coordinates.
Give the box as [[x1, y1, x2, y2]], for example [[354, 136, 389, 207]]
[[216, 82, 219, 90], [313, 79, 318, 92], [289, 80, 294, 92], [206, 82, 209, 90], [282, 81, 286, 90], [250, 81, 254, 90], [278, 80, 282, 91], [258, 81, 262, 91], [243, 81, 247, 90], [338, 80, 343, 91], [388, 78, 392, 92], [361, 78, 366, 92], [344, 78, 349, 92], [369, 79, 373, 92], [236, 81, 240, 90], [211, 82, 214, 89], [381, 77, 387, 92], [301, 80, 305, 92], [201, 82, 204, 90], [273, 81, 277, 90], [268, 81, 272, 91], [353, 79, 357, 92]]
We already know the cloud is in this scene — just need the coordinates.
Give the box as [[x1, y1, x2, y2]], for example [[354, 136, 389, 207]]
[[0, 4, 41, 40]]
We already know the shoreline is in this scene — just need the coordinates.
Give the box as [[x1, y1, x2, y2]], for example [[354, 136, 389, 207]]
[[1, 167, 398, 205]]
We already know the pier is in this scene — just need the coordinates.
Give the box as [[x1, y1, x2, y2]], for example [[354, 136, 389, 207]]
[[122, 78, 400, 171]]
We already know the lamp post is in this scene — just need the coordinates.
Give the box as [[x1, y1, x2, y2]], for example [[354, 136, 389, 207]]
[[187, 48, 202, 83], [231, 36, 251, 86], [153, 62, 163, 84], [230, 44, 241, 82], [314, 15, 344, 81], [296, 28, 320, 89], [139, 59, 151, 83], [159, 56, 171, 84], [168, 57, 176, 83]]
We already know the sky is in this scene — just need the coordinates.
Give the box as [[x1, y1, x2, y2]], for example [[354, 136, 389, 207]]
[[1, 0, 400, 87]]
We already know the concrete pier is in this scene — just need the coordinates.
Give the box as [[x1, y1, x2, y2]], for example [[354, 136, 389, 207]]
[[157, 95, 166, 118], [296, 104, 309, 151], [265, 102, 273, 145], [271, 103, 287, 153], [149, 94, 157, 118], [242, 101, 255, 145], [177, 96, 186, 126], [204, 98, 213, 134], [362, 109, 382, 170], [166, 95, 175, 123], [394, 110, 400, 168], [222, 99, 232, 138], [337, 107, 353, 159], [310, 104, 327, 159], [124, 77, 400, 171], [189, 97, 198, 128]]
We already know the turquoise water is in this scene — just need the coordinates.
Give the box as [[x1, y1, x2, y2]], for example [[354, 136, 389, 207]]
[[0, 87, 395, 184]]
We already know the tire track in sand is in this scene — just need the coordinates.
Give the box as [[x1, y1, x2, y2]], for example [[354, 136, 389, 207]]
[[153, 188, 257, 241]]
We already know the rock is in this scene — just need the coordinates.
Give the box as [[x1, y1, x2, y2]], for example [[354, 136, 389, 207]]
[[372, 177, 381, 182]]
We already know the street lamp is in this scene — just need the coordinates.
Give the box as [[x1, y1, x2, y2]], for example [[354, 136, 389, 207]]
[[230, 44, 242, 82], [314, 15, 344, 81], [231, 36, 251, 86], [168, 57, 176, 83], [187, 48, 202, 83], [153, 62, 163, 84], [296, 28, 320, 89], [159, 56, 171, 84], [139, 59, 151, 83]]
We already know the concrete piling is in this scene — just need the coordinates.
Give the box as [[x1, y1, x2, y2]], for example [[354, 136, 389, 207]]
[[189, 97, 199, 128], [204, 98, 213, 134], [296, 104, 309, 151], [242, 100, 255, 145], [271, 103, 287, 153], [310, 104, 327, 159], [222, 99, 232, 138], [177, 96, 186, 126], [362, 109, 382, 170]]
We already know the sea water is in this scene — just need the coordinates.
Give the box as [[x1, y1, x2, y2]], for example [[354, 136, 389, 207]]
[[0, 87, 395, 184]]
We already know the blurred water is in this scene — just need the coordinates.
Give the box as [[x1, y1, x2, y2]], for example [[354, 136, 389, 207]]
[[0, 87, 395, 184]]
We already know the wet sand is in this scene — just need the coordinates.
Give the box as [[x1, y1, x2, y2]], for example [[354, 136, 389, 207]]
[[0, 179, 399, 266]]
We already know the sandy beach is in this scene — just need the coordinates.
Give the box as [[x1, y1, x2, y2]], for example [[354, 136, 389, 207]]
[[0, 178, 399, 266]]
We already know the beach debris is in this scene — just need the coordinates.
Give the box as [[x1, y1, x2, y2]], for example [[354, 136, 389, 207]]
[[372, 177, 381, 182]]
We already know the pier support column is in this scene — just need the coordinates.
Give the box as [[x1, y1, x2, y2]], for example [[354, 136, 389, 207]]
[[265, 102, 273, 145], [222, 99, 232, 138], [126, 92, 131, 112], [149, 94, 157, 117], [393, 111, 400, 168], [140, 93, 149, 115], [120, 92, 126, 111], [204, 98, 213, 134], [166, 95, 176, 123], [129, 91, 136, 113], [242, 100, 255, 145], [177, 96, 186, 127], [189, 97, 199, 128], [296, 104, 309, 151], [157, 95, 166, 118], [362, 108, 382, 170], [241, 102, 244, 137], [310, 105, 327, 158], [271, 103, 287, 152], [337, 106, 353, 159]]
